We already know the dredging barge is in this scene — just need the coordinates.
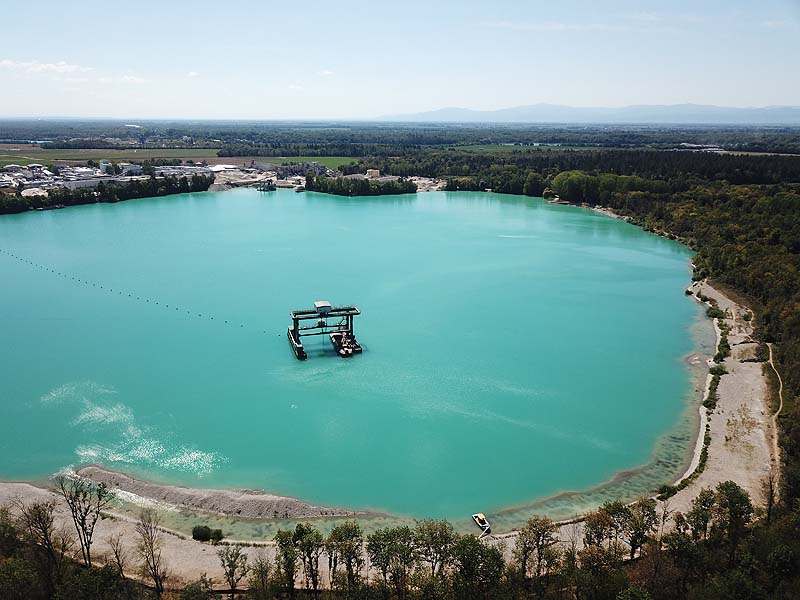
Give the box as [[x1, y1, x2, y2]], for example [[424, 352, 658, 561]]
[[288, 301, 362, 360]]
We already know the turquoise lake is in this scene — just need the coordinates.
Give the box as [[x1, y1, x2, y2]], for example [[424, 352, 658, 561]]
[[0, 189, 710, 524]]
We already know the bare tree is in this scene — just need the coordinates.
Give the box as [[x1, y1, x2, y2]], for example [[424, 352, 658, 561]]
[[135, 508, 169, 598], [106, 532, 128, 577], [218, 544, 250, 600], [54, 474, 113, 568], [15, 499, 74, 592], [248, 550, 273, 600]]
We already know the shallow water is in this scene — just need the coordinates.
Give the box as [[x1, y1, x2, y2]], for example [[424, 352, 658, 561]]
[[0, 189, 711, 526]]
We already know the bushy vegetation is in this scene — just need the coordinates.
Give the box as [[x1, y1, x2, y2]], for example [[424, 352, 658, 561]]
[[191, 525, 224, 544]]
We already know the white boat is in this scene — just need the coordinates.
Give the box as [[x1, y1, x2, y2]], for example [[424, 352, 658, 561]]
[[472, 513, 491, 538]]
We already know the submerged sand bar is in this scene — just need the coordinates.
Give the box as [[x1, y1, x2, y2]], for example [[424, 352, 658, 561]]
[[76, 465, 373, 520]]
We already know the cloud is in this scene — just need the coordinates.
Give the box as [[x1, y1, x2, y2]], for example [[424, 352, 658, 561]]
[[287, 82, 304, 90], [96, 74, 147, 85], [487, 20, 619, 33], [0, 58, 94, 74], [186, 71, 199, 78], [762, 19, 798, 29], [318, 69, 334, 77]]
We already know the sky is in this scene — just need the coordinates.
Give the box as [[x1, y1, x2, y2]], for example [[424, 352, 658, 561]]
[[1, 0, 799, 119]]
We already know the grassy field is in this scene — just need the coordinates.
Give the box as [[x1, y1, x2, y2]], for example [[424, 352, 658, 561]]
[[250, 156, 359, 169], [0, 145, 358, 169]]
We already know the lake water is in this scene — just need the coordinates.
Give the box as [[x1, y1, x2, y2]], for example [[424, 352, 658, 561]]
[[0, 188, 711, 525]]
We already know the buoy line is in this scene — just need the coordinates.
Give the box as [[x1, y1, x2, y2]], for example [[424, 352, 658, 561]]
[[0, 247, 264, 333]]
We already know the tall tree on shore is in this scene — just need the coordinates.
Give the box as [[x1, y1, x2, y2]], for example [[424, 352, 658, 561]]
[[54, 474, 113, 568], [248, 550, 273, 600], [712, 480, 753, 566], [514, 515, 559, 579], [14, 499, 73, 594], [450, 534, 505, 600], [274, 529, 299, 600], [414, 519, 455, 578], [326, 521, 364, 593], [386, 525, 417, 598], [623, 498, 658, 560], [135, 508, 169, 599], [294, 523, 323, 597], [366, 528, 392, 590], [218, 545, 249, 600], [686, 488, 716, 541]]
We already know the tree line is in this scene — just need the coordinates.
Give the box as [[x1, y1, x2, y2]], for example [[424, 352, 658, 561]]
[[348, 148, 800, 187], [5, 120, 800, 154], [0, 174, 214, 215], [3, 477, 797, 599], [305, 175, 417, 196]]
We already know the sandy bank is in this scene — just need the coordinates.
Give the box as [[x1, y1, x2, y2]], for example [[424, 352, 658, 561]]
[[664, 280, 772, 511], [76, 466, 372, 520]]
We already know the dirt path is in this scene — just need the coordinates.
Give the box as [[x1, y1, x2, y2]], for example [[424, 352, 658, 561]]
[[768, 343, 784, 477]]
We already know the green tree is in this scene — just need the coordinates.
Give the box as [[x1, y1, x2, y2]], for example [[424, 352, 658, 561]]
[[248, 550, 273, 600], [217, 545, 249, 600], [387, 525, 417, 598], [514, 515, 559, 579], [450, 535, 505, 600], [180, 574, 216, 600], [686, 488, 715, 540], [712, 480, 753, 565], [366, 528, 392, 590], [523, 171, 545, 196], [326, 521, 364, 593], [414, 519, 455, 578], [623, 498, 658, 559], [274, 529, 299, 600], [294, 523, 323, 597]]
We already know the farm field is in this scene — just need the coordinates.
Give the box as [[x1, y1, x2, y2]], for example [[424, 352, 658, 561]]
[[0, 145, 358, 170]]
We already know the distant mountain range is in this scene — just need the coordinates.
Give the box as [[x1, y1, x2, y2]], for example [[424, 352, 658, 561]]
[[380, 103, 800, 125]]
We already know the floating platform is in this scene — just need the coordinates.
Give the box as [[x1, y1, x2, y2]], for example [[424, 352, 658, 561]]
[[287, 327, 307, 360], [288, 301, 362, 360]]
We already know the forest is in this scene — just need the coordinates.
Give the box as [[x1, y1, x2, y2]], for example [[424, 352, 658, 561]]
[[3, 120, 800, 154]]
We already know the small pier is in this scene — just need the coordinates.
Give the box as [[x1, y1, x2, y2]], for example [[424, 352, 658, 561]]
[[287, 301, 362, 360]]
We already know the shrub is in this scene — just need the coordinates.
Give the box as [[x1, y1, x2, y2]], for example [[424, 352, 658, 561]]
[[211, 529, 224, 544], [192, 525, 212, 542]]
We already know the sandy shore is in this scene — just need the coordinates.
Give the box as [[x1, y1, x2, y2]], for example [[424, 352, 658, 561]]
[[664, 280, 773, 511]]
